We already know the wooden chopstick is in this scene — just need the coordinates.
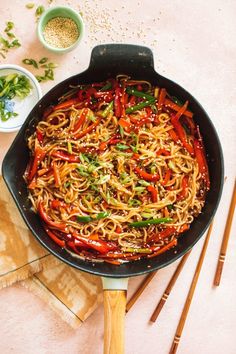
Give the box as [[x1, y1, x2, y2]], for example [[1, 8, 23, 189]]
[[169, 222, 214, 354], [126, 270, 158, 313], [150, 250, 191, 323], [214, 179, 236, 286]]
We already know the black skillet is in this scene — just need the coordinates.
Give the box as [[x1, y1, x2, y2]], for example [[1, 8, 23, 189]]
[[2, 44, 224, 354]]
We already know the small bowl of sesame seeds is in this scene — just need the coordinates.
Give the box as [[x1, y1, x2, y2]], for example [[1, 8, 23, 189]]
[[37, 6, 84, 53]]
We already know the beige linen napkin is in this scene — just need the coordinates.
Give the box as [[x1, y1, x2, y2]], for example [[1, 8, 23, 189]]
[[0, 176, 102, 327], [0, 176, 56, 288]]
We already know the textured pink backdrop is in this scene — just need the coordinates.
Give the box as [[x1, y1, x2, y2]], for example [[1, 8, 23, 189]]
[[0, 0, 236, 353]]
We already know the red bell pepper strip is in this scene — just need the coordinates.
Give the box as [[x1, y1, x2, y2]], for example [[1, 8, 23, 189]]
[[94, 90, 113, 103], [183, 116, 196, 136], [132, 153, 140, 161], [115, 226, 122, 234], [72, 233, 118, 254], [51, 150, 80, 162], [73, 118, 101, 139], [38, 201, 67, 230], [114, 87, 122, 118], [193, 138, 210, 189], [164, 98, 193, 118], [73, 108, 89, 132], [136, 116, 153, 127], [134, 167, 159, 182], [179, 223, 190, 233], [171, 109, 195, 156], [168, 129, 179, 142], [52, 161, 61, 188], [28, 147, 46, 181], [175, 100, 189, 120], [147, 185, 158, 202], [148, 227, 176, 242], [67, 240, 90, 254], [161, 169, 171, 186], [147, 238, 177, 258], [53, 98, 79, 111], [36, 129, 44, 144], [156, 148, 170, 156], [51, 199, 67, 209], [118, 118, 133, 132], [120, 87, 126, 117], [44, 227, 65, 247], [28, 177, 37, 189], [157, 88, 166, 111], [178, 175, 189, 200], [99, 134, 121, 151], [104, 259, 122, 265], [126, 95, 136, 107]]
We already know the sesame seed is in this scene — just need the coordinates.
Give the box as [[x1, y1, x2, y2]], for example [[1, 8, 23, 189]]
[[43, 17, 79, 48]]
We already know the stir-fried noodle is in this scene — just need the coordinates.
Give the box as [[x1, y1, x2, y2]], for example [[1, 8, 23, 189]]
[[25, 75, 210, 264]]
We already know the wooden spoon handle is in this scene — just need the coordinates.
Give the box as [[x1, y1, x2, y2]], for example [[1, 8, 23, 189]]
[[103, 289, 127, 354]]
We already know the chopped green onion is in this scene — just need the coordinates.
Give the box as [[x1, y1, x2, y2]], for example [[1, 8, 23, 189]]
[[98, 175, 110, 184], [128, 199, 142, 207], [41, 62, 58, 69], [101, 101, 113, 118], [77, 216, 92, 223], [67, 141, 72, 154], [122, 247, 152, 254], [129, 217, 172, 228], [4, 22, 14, 33], [87, 112, 96, 122], [116, 143, 129, 150], [119, 125, 124, 138], [0, 73, 32, 122], [87, 164, 96, 173], [22, 58, 38, 68], [77, 166, 89, 177], [125, 98, 155, 114], [64, 181, 71, 188], [39, 57, 48, 64], [0, 22, 21, 56], [26, 3, 35, 9], [138, 180, 150, 186], [100, 82, 112, 91], [35, 5, 45, 17], [126, 87, 155, 101], [77, 211, 110, 223], [133, 186, 145, 193], [130, 145, 138, 153], [141, 213, 154, 219], [96, 211, 110, 219], [171, 96, 184, 106]]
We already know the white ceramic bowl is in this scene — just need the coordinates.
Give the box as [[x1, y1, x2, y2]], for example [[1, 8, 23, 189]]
[[0, 64, 42, 133]]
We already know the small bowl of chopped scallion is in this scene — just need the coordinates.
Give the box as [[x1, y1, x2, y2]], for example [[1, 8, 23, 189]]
[[0, 64, 42, 133], [37, 6, 84, 53]]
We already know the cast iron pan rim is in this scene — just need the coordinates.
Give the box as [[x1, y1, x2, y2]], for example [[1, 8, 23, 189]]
[[2, 43, 224, 278]]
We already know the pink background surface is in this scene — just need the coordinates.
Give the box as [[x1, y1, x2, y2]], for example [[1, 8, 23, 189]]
[[0, 0, 236, 353]]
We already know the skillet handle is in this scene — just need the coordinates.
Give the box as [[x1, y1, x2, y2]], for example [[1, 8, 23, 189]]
[[103, 290, 127, 354], [102, 278, 128, 354], [89, 44, 154, 71]]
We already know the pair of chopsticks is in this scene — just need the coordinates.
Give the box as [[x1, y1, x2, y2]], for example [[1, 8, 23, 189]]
[[126, 178, 236, 353], [214, 179, 236, 286], [170, 180, 236, 353], [126, 224, 213, 354]]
